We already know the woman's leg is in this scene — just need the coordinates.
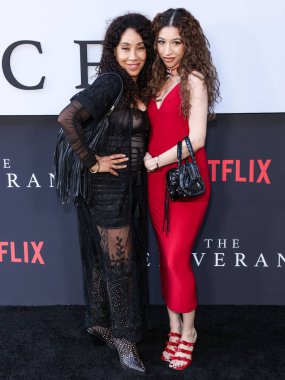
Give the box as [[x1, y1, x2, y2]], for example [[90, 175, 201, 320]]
[[168, 307, 182, 333], [96, 225, 143, 341], [96, 225, 145, 373], [77, 200, 111, 329], [161, 307, 182, 361], [181, 310, 197, 341], [170, 309, 197, 369]]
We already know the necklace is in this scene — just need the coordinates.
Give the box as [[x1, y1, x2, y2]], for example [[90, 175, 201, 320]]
[[156, 65, 181, 102], [165, 63, 180, 80]]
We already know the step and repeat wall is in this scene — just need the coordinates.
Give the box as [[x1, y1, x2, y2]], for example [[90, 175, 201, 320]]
[[0, 0, 284, 305]]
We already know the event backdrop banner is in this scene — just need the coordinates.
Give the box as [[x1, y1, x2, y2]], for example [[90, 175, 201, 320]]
[[1, 0, 284, 305], [1, 0, 285, 115], [0, 114, 284, 305]]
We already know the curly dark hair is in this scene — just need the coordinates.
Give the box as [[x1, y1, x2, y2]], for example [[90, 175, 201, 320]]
[[98, 13, 154, 107], [151, 8, 220, 118]]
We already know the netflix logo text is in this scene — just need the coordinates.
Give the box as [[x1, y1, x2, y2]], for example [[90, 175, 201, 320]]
[[208, 159, 271, 184], [0, 241, 45, 265]]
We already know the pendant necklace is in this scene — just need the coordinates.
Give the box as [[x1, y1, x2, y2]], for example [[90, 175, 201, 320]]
[[165, 64, 180, 80], [156, 64, 181, 102]]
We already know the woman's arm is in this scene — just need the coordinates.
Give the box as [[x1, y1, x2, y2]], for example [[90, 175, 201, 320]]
[[144, 73, 208, 171], [58, 74, 128, 176], [58, 101, 128, 176], [58, 100, 97, 168]]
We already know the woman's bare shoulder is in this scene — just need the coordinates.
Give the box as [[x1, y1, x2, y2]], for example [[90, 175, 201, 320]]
[[188, 71, 205, 84], [188, 71, 207, 95]]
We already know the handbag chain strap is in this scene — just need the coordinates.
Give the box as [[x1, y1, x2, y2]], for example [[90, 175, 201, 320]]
[[177, 136, 196, 167], [183, 136, 197, 163]]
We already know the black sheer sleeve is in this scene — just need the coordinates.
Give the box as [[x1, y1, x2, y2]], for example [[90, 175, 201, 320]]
[[58, 73, 122, 168]]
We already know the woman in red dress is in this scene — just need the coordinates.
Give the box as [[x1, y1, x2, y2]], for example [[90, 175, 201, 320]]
[[144, 8, 220, 370]]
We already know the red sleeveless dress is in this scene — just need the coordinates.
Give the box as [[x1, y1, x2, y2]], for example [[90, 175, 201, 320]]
[[147, 83, 211, 313]]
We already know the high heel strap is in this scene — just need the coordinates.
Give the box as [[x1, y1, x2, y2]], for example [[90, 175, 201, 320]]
[[175, 347, 193, 355], [177, 339, 195, 347], [168, 332, 181, 338], [164, 347, 176, 355], [165, 341, 179, 347], [161, 332, 181, 362], [170, 355, 192, 363]]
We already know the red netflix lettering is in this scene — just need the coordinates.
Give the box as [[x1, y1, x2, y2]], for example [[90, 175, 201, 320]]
[[30, 241, 44, 264], [11, 242, 22, 263], [249, 160, 254, 182], [0, 241, 45, 265], [208, 160, 220, 181], [235, 160, 247, 182], [0, 242, 8, 261], [208, 159, 271, 184], [222, 160, 234, 181], [23, 241, 29, 263], [256, 160, 271, 184]]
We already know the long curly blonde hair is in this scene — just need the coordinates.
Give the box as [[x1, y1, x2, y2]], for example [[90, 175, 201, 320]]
[[151, 8, 220, 118]]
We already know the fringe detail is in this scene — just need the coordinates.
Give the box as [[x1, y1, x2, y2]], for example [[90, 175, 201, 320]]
[[54, 122, 108, 205], [54, 73, 123, 205], [54, 129, 85, 204]]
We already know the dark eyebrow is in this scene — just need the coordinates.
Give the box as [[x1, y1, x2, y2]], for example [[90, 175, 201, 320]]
[[120, 41, 145, 46], [157, 37, 182, 42]]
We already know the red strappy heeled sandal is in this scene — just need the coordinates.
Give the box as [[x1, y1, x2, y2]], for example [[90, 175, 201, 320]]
[[169, 339, 195, 370], [160, 332, 181, 362]]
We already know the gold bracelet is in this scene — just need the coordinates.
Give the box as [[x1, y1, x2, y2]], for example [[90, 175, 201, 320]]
[[89, 161, 100, 174]]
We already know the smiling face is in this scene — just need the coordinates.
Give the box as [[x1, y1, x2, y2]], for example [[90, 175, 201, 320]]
[[114, 28, 147, 81], [157, 26, 185, 71]]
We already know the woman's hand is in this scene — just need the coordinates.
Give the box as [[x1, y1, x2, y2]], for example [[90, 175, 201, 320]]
[[144, 152, 152, 162], [90, 154, 129, 176], [144, 152, 159, 172]]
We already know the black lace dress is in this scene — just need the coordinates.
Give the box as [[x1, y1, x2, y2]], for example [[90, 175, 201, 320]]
[[58, 73, 149, 342]]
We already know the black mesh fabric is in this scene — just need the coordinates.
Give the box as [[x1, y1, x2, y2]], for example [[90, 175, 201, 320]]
[[58, 73, 149, 342]]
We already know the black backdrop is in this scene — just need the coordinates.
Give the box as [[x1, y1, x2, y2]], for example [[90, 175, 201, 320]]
[[0, 113, 284, 305]]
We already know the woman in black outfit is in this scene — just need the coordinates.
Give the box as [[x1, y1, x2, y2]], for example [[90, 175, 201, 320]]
[[57, 13, 154, 374]]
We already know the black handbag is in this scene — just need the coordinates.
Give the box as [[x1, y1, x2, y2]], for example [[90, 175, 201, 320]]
[[164, 136, 205, 232], [54, 72, 123, 205]]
